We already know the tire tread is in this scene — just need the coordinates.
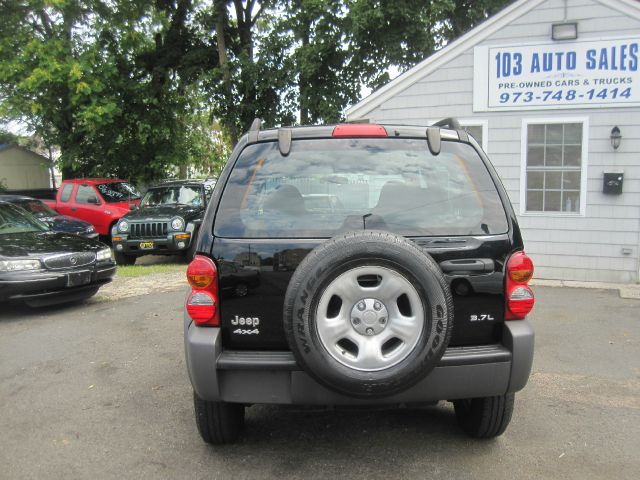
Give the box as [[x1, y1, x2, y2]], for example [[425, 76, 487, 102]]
[[193, 391, 244, 444], [454, 393, 515, 439]]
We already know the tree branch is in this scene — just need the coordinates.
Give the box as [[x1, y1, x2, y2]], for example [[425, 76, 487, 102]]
[[251, 5, 263, 26]]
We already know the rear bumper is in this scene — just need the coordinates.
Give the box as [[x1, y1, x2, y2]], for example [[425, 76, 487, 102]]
[[184, 316, 535, 405]]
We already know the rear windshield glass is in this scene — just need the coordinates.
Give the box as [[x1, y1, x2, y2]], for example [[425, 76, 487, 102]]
[[214, 138, 508, 238], [140, 185, 204, 208]]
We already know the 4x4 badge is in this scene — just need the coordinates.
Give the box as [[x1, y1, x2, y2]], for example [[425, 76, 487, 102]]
[[233, 328, 259, 335]]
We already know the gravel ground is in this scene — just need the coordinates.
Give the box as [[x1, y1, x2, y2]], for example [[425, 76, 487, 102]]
[[95, 270, 185, 302]]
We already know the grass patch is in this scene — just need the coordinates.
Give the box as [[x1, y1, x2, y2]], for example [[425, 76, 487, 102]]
[[116, 263, 186, 278]]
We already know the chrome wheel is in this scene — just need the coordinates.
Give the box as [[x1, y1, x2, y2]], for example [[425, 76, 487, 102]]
[[315, 266, 425, 372]]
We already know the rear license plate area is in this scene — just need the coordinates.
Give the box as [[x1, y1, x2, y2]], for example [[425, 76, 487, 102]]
[[67, 270, 92, 287]]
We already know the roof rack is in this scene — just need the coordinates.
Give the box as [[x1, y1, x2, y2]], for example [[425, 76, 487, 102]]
[[427, 117, 467, 156], [431, 117, 462, 130], [248, 118, 262, 143]]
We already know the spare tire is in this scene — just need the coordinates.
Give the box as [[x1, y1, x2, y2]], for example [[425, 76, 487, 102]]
[[284, 231, 454, 398]]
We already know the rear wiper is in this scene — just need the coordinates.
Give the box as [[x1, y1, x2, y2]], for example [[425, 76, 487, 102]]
[[362, 213, 372, 229]]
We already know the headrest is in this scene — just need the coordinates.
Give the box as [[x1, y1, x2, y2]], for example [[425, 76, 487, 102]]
[[263, 185, 306, 215]]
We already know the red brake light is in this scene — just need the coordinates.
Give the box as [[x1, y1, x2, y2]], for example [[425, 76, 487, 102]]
[[187, 255, 216, 289], [332, 124, 388, 138], [505, 251, 535, 320], [186, 255, 219, 326], [507, 251, 534, 283]]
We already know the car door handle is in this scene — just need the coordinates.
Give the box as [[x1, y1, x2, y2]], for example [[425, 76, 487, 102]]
[[71, 207, 77, 211], [439, 258, 494, 274]]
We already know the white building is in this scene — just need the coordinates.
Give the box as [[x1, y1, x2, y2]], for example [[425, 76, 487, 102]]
[[346, 0, 640, 284], [0, 144, 52, 189]]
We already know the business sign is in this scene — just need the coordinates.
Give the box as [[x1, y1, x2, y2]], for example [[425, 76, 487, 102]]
[[473, 37, 640, 111]]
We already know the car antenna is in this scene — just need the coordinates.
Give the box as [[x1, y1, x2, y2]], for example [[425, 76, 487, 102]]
[[362, 213, 372, 230]]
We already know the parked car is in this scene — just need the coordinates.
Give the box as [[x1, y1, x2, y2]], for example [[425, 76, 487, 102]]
[[44, 178, 140, 236], [111, 179, 216, 265], [183, 119, 535, 444], [218, 260, 261, 298], [0, 195, 98, 239], [0, 201, 116, 307]]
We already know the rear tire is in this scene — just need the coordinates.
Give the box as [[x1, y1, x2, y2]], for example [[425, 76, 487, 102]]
[[114, 250, 136, 266], [453, 393, 515, 438], [193, 391, 245, 445]]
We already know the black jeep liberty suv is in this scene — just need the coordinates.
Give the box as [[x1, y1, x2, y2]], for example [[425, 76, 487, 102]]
[[112, 178, 215, 265], [184, 119, 535, 444]]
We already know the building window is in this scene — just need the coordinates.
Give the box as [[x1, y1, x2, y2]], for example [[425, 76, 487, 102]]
[[464, 125, 483, 145], [521, 119, 588, 215], [460, 119, 488, 152]]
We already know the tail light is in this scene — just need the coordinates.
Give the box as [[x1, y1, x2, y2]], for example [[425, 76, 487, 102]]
[[505, 251, 534, 320], [186, 255, 220, 326]]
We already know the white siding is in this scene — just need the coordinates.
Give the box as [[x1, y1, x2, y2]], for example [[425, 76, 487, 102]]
[[357, 0, 640, 283], [0, 147, 51, 189]]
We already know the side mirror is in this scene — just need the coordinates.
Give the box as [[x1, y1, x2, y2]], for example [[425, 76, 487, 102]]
[[129, 203, 138, 210], [88, 196, 101, 205]]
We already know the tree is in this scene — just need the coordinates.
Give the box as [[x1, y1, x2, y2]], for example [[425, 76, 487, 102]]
[[259, 0, 512, 125], [204, 0, 295, 144], [0, 129, 20, 145], [441, 0, 512, 41], [0, 0, 217, 183], [1, 0, 512, 181]]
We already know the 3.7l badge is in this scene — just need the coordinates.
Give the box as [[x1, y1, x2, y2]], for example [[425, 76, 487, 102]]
[[470, 314, 495, 322]]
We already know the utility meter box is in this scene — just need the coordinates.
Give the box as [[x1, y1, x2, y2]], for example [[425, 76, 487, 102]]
[[603, 171, 624, 195]]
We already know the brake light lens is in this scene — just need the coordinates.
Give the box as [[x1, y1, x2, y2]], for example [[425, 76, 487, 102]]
[[332, 124, 388, 138], [508, 251, 534, 283], [505, 251, 535, 320], [186, 255, 219, 326]]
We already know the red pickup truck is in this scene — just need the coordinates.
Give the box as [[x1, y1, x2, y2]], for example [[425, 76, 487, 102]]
[[44, 179, 141, 236]]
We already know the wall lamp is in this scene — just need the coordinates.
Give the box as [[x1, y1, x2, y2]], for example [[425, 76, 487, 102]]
[[552, 22, 578, 40], [610, 126, 622, 150]]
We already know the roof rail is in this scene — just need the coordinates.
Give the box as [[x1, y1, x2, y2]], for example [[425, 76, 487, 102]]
[[432, 117, 461, 130], [248, 118, 262, 143]]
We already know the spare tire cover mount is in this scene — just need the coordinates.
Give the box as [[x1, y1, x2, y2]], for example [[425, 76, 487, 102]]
[[284, 231, 454, 398]]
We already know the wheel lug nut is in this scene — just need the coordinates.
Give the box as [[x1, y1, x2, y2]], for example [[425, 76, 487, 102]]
[[374, 302, 382, 311], [366, 328, 374, 335], [357, 302, 365, 311], [353, 318, 361, 325], [379, 317, 386, 324]]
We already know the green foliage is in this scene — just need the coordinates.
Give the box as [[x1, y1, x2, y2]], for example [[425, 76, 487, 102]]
[[0, 0, 220, 183], [0, 129, 20, 145], [255, 0, 512, 124], [0, 0, 511, 182]]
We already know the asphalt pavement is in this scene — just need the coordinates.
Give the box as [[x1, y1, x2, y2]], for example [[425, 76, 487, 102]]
[[0, 286, 638, 480]]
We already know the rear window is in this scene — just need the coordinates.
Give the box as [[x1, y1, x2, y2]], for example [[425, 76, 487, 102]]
[[214, 138, 508, 238], [60, 183, 74, 202]]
